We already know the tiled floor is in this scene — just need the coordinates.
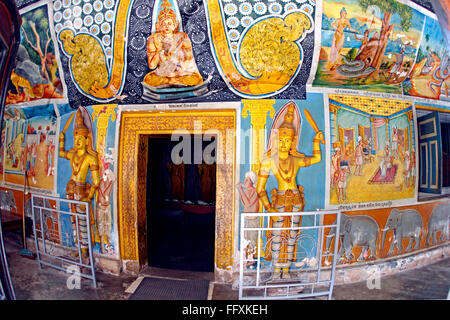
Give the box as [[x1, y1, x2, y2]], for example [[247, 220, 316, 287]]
[[3, 234, 449, 300]]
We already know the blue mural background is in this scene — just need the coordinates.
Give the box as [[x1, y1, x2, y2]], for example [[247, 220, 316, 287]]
[[238, 93, 326, 269], [56, 105, 117, 254]]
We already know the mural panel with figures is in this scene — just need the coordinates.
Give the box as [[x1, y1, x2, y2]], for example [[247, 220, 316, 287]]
[[328, 94, 416, 205], [51, 0, 317, 105], [2, 104, 57, 190], [403, 15, 450, 100], [56, 105, 117, 257], [1, 0, 449, 278], [313, 0, 426, 95], [238, 95, 326, 279], [6, 2, 65, 105], [322, 200, 450, 266]]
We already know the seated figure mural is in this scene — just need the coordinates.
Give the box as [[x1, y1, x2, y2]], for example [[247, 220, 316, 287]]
[[143, 0, 203, 89]]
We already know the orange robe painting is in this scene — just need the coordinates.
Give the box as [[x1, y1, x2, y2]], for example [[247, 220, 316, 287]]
[[143, 0, 203, 88]]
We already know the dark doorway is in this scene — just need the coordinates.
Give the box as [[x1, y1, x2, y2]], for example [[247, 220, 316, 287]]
[[442, 122, 450, 188], [146, 135, 216, 272]]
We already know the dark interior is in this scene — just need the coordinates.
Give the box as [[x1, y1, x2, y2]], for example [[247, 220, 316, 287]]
[[146, 135, 216, 272], [442, 122, 450, 187]]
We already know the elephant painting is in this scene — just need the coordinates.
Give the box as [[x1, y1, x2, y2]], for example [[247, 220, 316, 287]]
[[325, 214, 380, 264], [426, 203, 450, 246], [381, 209, 423, 256]]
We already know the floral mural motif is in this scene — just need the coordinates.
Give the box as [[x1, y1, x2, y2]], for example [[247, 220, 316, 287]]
[[51, 0, 317, 105]]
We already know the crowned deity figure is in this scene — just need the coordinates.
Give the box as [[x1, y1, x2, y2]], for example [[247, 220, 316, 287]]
[[59, 108, 100, 259], [256, 103, 324, 280], [143, 0, 203, 88]]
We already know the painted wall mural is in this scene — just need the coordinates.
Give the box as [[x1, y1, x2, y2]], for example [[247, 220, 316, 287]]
[[322, 199, 450, 266], [403, 15, 449, 100], [328, 94, 416, 206], [313, 0, 425, 95], [6, 0, 449, 106], [56, 105, 117, 256], [1, 0, 449, 275], [1, 104, 58, 190], [6, 2, 65, 105], [0, 102, 118, 258], [430, 0, 450, 48], [49, 0, 317, 105], [238, 95, 326, 278]]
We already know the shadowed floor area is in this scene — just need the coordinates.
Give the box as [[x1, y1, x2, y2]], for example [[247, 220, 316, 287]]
[[2, 232, 449, 300]]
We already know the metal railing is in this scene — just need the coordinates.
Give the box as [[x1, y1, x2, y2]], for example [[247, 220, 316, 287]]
[[0, 213, 16, 300], [239, 210, 341, 300], [31, 194, 97, 288]]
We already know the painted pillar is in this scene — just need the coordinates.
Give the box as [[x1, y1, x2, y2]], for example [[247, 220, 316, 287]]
[[92, 104, 116, 253], [329, 103, 339, 149], [385, 118, 390, 149], [370, 117, 376, 154], [241, 99, 275, 173], [407, 111, 414, 152], [92, 105, 117, 165]]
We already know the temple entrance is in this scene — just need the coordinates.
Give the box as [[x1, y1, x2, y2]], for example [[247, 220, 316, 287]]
[[118, 109, 236, 278], [146, 135, 216, 272]]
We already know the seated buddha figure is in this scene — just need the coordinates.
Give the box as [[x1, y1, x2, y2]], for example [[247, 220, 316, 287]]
[[143, 0, 203, 88]]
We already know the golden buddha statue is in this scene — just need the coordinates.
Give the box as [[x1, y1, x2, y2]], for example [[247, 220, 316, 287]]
[[59, 108, 100, 259], [256, 104, 324, 280], [143, 0, 203, 88]]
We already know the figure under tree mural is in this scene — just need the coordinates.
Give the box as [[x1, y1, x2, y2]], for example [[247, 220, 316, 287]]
[[256, 102, 324, 280], [314, 0, 422, 94], [59, 107, 100, 259], [357, 0, 413, 80], [6, 6, 63, 105]]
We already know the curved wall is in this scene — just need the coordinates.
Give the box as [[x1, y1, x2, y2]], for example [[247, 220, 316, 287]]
[[0, 0, 449, 282]]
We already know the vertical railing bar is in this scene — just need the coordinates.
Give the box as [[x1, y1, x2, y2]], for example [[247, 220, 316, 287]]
[[239, 213, 244, 300], [256, 228, 261, 287], [32, 195, 42, 269], [86, 203, 97, 288], [75, 214, 81, 265], [317, 212, 323, 284], [329, 212, 341, 300], [40, 206, 46, 255]]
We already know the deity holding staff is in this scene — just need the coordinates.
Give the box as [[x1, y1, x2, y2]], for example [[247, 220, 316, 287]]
[[59, 108, 100, 259], [256, 102, 324, 280]]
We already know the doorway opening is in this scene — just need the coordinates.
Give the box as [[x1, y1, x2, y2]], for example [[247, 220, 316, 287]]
[[146, 135, 216, 272]]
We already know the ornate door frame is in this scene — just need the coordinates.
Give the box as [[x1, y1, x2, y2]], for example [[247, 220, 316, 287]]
[[117, 109, 236, 277]]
